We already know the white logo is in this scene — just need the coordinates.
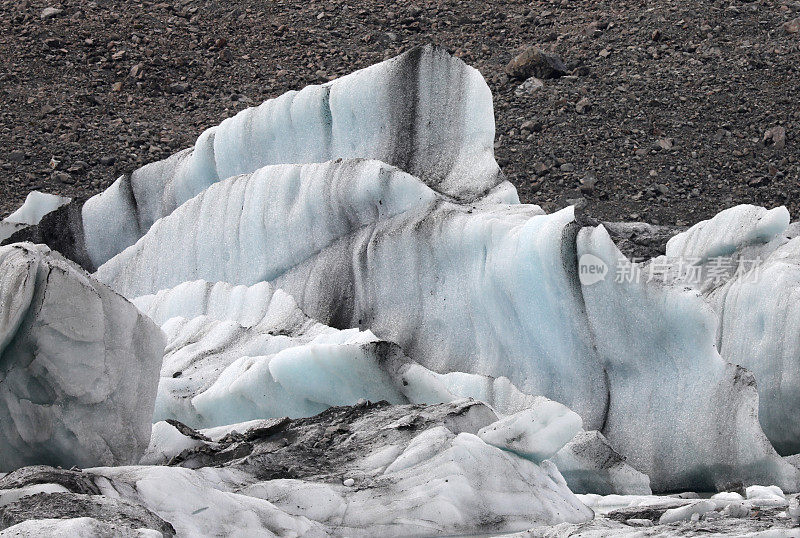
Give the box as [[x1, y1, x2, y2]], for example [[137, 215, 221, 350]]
[[578, 254, 608, 286]]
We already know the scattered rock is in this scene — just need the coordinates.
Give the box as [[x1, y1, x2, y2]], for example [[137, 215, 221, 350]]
[[784, 18, 800, 34], [763, 126, 786, 150], [40, 7, 63, 20], [505, 46, 567, 80], [169, 82, 190, 94], [657, 138, 675, 151], [580, 173, 597, 194], [575, 97, 592, 114], [520, 120, 542, 133], [515, 76, 544, 96]]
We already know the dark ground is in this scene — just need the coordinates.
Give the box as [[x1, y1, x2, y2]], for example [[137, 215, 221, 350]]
[[1, 0, 798, 225]]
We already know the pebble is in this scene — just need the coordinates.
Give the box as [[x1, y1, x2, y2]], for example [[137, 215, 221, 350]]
[[763, 126, 786, 150], [169, 82, 190, 94], [520, 120, 542, 133], [343, 478, 355, 487], [40, 7, 63, 20], [580, 173, 597, 194], [515, 77, 544, 96], [575, 97, 591, 114]]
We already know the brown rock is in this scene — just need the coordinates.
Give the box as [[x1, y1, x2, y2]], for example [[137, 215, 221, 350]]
[[505, 46, 567, 80], [763, 126, 786, 150]]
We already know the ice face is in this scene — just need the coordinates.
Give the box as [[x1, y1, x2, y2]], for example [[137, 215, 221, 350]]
[[96, 159, 440, 296], [0, 243, 164, 472], [578, 225, 800, 492], [77, 44, 509, 268], [134, 278, 582, 433], [96, 161, 604, 429], [652, 205, 800, 456], [711, 237, 800, 455]]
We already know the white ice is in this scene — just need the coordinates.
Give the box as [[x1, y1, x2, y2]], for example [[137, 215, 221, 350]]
[[81, 45, 510, 267], [0, 191, 71, 242], [0, 243, 164, 472], [477, 401, 583, 463], [655, 205, 800, 455], [95, 157, 798, 492], [90, 421, 592, 536]]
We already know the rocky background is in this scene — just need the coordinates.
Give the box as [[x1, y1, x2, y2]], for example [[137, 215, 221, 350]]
[[1, 0, 798, 225]]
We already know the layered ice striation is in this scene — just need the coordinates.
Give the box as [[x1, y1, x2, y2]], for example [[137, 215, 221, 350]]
[[95, 154, 799, 492], [0, 243, 164, 472], [132, 278, 581, 431], [5, 45, 508, 271]]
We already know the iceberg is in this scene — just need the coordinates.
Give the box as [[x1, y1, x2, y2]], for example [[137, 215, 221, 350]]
[[0, 243, 164, 472]]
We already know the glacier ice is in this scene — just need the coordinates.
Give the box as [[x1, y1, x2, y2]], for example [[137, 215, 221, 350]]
[[0, 192, 71, 243], [94, 153, 799, 492], [653, 205, 800, 455], [477, 401, 583, 463], [665, 205, 790, 264], [7, 45, 508, 270], [0, 518, 166, 537], [97, 159, 441, 296], [95, 162, 605, 429], [133, 278, 589, 436], [0, 243, 164, 472], [577, 224, 800, 492], [550, 430, 652, 496], [88, 400, 592, 536], [7, 44, 800, 535], [135, 277, 643, 495]]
